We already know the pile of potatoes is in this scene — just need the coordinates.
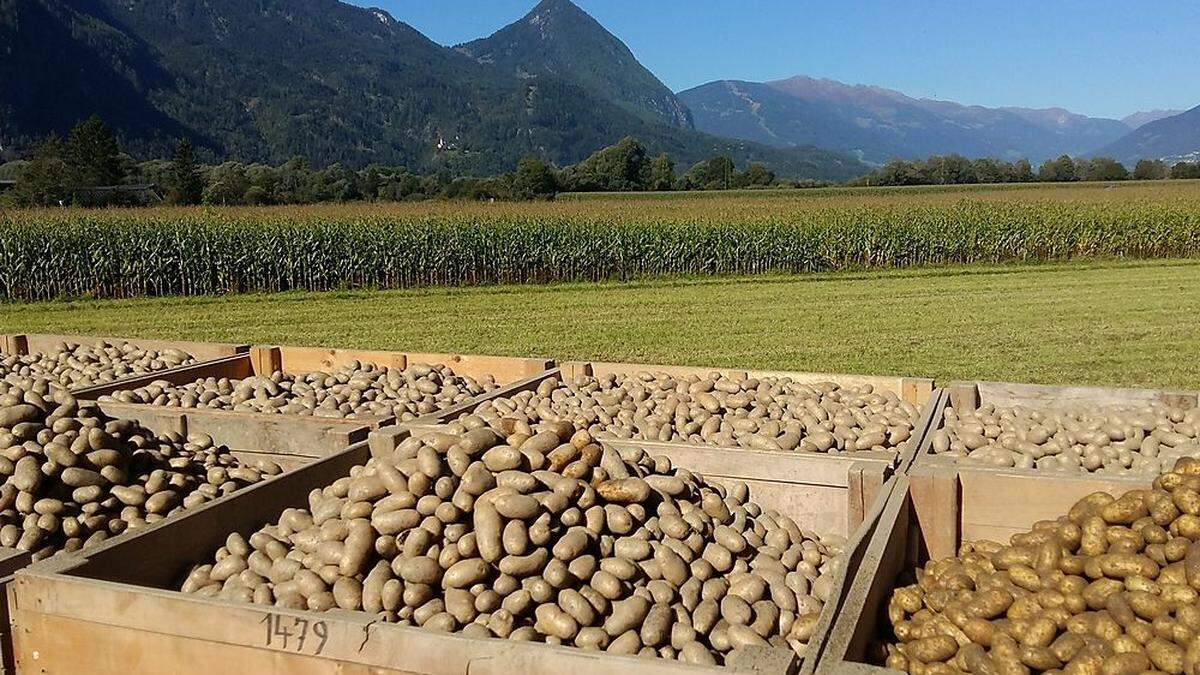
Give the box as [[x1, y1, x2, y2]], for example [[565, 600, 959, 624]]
[[179, 420, 842, 664], [101, 361, 497, 421], [883, 457, 1200, 674], [464, 372, 919, 454], [931, 403, 1200, 474], [0, 378, 279, 560], [0, 340, 196, 390]]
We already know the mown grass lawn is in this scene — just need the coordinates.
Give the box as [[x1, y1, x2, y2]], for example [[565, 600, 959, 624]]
[[3, 259, 1198, 389]]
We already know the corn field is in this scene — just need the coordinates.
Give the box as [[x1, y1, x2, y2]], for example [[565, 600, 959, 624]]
[[2, 188, 1200, 301]]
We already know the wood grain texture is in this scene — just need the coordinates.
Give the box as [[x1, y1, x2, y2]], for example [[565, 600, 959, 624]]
[[561, 361, 934, 405], [11, 333, 248, 359]]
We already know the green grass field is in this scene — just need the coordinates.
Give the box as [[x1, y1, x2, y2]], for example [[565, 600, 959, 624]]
[[4, 259, 1198, 390]]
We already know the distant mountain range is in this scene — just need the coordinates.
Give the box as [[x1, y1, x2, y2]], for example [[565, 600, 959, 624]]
[[678, 76, 1133, 164], [0, 0, 1195, 178]]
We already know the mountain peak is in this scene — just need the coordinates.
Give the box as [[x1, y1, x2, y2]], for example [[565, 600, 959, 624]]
[[458, 0, 692, 129], [1121, 109, 1186, 130], [1100, 105, 1200, 163]]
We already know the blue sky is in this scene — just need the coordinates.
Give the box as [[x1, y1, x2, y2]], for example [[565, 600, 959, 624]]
[[356, 1, 1200, 120]]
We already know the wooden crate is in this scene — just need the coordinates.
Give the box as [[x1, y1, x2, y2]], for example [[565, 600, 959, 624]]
[[0, 333, 248, 360], [0, 405, 341, 673], [560, 362, 934, 407], [913, 380, 1200, 559], [1, 333, 251, 397], [7, 431, 903, 675], [70, 348, 557, 464], [814, 468, 1158, 674]]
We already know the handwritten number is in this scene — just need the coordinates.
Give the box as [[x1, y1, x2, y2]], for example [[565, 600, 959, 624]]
[[261, 613, 331, 655], [313, 621, 329, 655]]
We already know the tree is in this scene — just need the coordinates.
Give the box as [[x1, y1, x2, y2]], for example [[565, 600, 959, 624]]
[[511, 155, 557, 200], [1170, 162, 1200, 179], [167, 139, 204, 205], [558, 137, 651, 192], [684, 156, 736, 190], [7, 135, 67, 206], [1080, 157, 1128, 182], [648, 153, 675, 191], [1012, 159, 1035, 183], [738, 163, 776, 188], [1038, 155, 1077, 182], [1133, 159, 1168, 180], [64, 115, 123, 187]]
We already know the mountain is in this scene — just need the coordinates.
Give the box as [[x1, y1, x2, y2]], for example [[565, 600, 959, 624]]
[[679, 75, 1130, 164], [1122, 109, 1185, 130], [0, 0, 865, 180], [458, 0, 692, 130], [1098, 105, 1200, 165]]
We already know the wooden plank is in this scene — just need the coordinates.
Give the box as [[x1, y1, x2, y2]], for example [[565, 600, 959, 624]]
[[89, 400, 375, 458], [267, 345, 408, 373], [951, 379, 1200, 411], [402, 351, 555, 384], [0, 550, 32, 673], [563, 362, 933, 405], [11, 571, 788, 675], [9, 610, 408, 675], [71, 353, 255, 400], [15, 333, 248, 359], [604, 439, 893, 488], [958, 468, 1146, 545], [907, 463, 959, 561], [263, 344, 554, 385], [895, 390, 943, 474], [816, 477, 911, 673], [801, 477, 903, 675]]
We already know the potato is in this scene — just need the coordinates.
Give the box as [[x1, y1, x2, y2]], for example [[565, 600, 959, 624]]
[[102, 362, 497, 422], [180, 421, 842, 665]]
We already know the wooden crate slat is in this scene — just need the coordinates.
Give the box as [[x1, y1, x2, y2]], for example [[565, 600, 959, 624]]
[[71, 353, 256, 400], [11, 333, 248, 359], [947, 378, 1199, 411], [562, 361, 933, 406], [257, 344, 554, 385]]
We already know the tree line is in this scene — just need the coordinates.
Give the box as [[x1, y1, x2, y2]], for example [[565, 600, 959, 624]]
[[853, 153, 1200, 187], [4, 115, 1197, 207], [0, 117, 781, 207]]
